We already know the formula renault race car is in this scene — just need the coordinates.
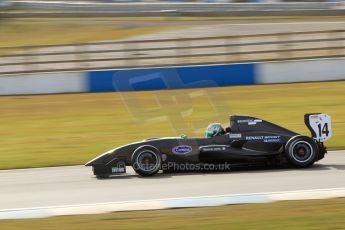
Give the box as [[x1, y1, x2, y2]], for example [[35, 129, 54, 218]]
[[85, 113, 332, 178]]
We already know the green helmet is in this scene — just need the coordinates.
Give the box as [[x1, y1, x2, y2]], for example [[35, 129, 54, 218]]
[[205, 123, 225, 138]]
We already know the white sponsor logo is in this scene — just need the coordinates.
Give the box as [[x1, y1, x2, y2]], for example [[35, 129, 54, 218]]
[[238, 119, 262, 125], [112, 167, 125, 173], [245, 135, 281, 141], [203, 146, 227, 151], [246, 136, 263, 140], [229, 133, 242, 139]]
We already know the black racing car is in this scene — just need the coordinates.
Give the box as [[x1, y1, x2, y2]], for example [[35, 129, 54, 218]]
[[85, 113, 332, 178]]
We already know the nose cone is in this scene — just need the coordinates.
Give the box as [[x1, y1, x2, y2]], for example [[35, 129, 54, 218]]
[[85, 149, 115, 166]]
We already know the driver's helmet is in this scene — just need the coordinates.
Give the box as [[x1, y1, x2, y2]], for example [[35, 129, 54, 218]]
[[205, 123, 225, 138]]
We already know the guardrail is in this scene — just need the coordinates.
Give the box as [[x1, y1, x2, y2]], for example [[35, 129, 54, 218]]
[[4, 2, 345, 17], [0, 30, 344, 75], [11, 1, 339, 12], [0, 0, 12, 8]]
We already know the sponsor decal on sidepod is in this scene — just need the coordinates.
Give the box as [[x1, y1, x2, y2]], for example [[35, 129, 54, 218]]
[[229, 133, 242, 139], [172, 145, 192, 155], [245, 135, 281, 143]]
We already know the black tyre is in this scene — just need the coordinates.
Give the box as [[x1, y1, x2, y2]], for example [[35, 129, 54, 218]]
[[285, 136, 318, 168], [131, 146, 161, 177]]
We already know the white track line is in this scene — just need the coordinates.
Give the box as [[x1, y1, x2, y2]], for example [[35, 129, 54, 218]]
[[0, 188, 344, 220]]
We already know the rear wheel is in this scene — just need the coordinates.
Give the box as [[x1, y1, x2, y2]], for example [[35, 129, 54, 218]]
[[285, 136, 318, 168], [131, 146, 161, 177]]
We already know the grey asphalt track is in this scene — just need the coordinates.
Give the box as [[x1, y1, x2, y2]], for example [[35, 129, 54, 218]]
[[0, 151, 344, 210]]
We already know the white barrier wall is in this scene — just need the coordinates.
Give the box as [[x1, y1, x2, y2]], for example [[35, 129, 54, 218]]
[[257, 58, 345, 84], [0, 72, 86, 95], [0, 58, 344, 95]]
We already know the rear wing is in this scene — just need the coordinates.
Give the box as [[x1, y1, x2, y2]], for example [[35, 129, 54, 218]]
[[304, 113, 332, 142]]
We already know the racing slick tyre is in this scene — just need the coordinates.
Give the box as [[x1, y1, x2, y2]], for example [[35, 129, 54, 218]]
[[285, 136, 318, 168], [131, 146, 161, 177]]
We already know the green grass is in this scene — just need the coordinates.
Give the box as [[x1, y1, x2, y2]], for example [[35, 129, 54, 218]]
[[0, 81, 344, 170], [0, 19, 178, 47], [2, 15, 345, 47], [1, 198, 345, 230]]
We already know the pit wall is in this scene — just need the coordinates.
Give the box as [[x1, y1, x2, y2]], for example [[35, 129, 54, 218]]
[[0, 58, 344, 95]]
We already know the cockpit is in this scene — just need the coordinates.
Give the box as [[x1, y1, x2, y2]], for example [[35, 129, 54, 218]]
[[205, 123, 231, 138]]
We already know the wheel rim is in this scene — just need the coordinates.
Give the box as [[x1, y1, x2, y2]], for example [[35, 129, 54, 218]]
[[291, 141, 314, 163], [136, 150, 159, 172]]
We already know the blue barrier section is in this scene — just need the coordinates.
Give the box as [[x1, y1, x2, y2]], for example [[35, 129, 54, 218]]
[[87, 63, 256, 92]]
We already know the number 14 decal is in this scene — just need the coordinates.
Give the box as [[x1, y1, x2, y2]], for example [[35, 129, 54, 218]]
[[318, 123, 330, 137]]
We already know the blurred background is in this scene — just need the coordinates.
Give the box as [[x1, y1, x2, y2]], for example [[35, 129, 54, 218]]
[[0, 0, 344, 168], [0, 0, 344, 229]]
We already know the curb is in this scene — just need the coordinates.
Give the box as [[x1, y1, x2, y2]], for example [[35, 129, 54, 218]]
[[1, 188, 344, 220]]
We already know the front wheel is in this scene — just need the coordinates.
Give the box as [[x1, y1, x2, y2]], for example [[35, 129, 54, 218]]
[[285, 136, 318, 168], [131, 146, 161, 177]]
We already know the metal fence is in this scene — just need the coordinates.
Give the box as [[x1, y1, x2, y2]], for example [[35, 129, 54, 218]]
[[0, 30, 344, 75], [4, 1, 345, 17]]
